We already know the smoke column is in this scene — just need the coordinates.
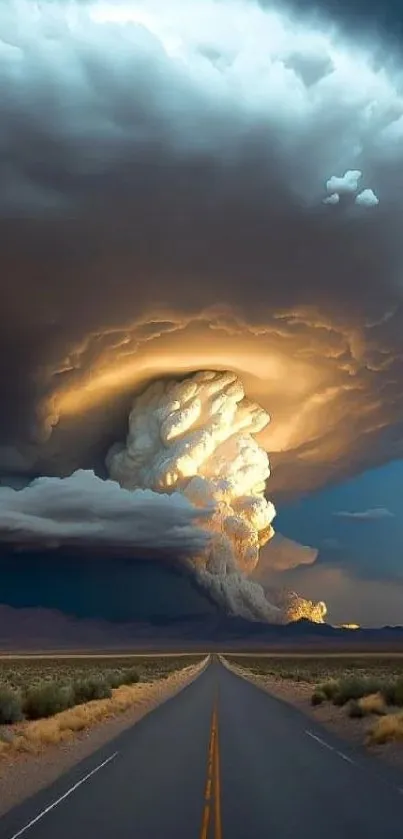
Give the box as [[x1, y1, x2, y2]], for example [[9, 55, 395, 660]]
[[107, 371, 327, 623]]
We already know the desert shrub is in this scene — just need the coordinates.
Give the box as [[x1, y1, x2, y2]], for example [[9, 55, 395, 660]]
[[332, 676, 383, 706], [358, 693, 386, 716], [332, 677, 365, 705], [320, 679, 339, 701], [348, 700, 364, 718], [24, 683, 75, 720], [368, 712, 403, 745], [382, 676, 403, 707], [311, 689, 326, 706], [73, 677, 112, 705], [122, 667, 140, 685], [0, 687, 23, 724], [393, 677, 403, 706], [106, 671, 125, 689], [380, 680, 396, 705]]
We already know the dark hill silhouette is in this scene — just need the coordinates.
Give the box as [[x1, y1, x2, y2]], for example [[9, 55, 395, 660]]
[[0, 605, 403, 652]]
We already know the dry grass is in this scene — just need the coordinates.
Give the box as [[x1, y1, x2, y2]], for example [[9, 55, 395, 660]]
[[0, 660, 207, 758], [369, 712, 403, 744], [358, 692, 386, 716], [1, 685, 146, 754]]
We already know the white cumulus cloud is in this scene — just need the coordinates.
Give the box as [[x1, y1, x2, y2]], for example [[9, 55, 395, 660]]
[[323, 192, 340, 205], [326, 170, 362, 195], [355, 188, 379, 207], [107, 371, 323, 622]]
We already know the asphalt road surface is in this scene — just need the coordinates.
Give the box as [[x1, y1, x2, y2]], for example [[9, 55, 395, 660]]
[[1, 658, 403, 838]]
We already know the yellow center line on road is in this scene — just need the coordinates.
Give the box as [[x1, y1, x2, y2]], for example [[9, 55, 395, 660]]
[[200, 701, 222, 839], [213, 708, 222, 839]]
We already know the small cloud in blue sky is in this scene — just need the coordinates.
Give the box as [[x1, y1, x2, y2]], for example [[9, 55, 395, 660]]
[[333, 507, 395, 520], [326, 169, 362, 194], [355, 188, 379, 207]]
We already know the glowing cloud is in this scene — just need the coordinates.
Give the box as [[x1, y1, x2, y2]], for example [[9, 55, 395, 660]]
[[108, 371, 275, 569], [1, 0, 395, 499], [107, 370, 321, 621], [0, 371, 324, 623], [107, 372, 296, 620]]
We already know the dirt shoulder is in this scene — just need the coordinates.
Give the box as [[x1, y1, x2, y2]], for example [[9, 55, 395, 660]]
[[0, 657, 208, 817], [225, 660, 403, 775]]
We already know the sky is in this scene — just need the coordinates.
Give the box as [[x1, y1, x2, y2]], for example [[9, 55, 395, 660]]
[[266, 460, 403, 625], [0, 0, 403, 629]]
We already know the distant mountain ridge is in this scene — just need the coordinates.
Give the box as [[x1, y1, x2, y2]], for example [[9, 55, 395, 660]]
[[1, 605, 403, 651]]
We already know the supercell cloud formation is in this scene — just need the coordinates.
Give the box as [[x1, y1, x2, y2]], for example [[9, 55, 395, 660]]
[[0, 370, 323, 622], [0, 0, 403, 618], [107, 370, 320, 621]]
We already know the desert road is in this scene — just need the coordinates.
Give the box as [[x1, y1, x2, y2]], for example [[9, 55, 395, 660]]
[[1, 659, 403, 839]]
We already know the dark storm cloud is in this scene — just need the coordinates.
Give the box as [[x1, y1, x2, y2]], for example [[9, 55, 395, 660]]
[[0, 469, 212, 554], [0, 2, 402, 492], [0, 549, 217, 622]]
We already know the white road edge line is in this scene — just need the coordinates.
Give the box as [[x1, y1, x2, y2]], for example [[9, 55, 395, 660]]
[[9, 751, 119, 839], [305, 730, 334, 751], [336, 750, 355, 765], [305, 731, 356, 765]]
